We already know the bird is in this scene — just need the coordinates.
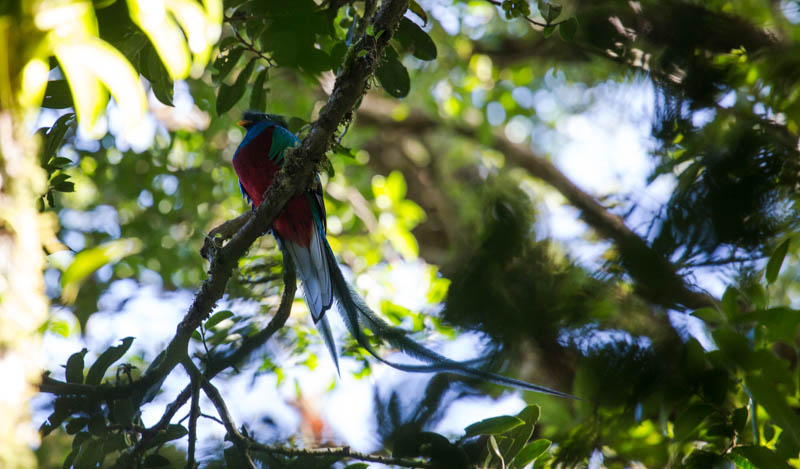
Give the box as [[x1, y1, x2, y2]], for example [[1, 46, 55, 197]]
[[231, 111, 575, 399]]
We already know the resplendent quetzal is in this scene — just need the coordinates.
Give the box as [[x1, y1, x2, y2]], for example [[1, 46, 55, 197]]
[[232, 111, 574, 399]]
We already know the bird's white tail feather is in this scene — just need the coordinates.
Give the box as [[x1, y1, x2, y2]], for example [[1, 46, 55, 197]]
[[321, 239, 576, 399]]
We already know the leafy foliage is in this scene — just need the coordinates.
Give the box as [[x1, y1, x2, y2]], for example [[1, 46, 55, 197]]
[[3, 0, 799, 468]]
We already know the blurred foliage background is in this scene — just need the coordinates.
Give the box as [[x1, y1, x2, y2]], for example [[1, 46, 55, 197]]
[[2, 0, 800, 467]]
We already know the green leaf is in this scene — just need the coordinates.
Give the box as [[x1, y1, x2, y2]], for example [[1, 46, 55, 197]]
[[49, 173, 70, 187], [163, 424, 189, 441], [766, 238, 790, 284], [754, 307, 800, 343], [542, 25, 555, 39], [729, 445, 792, 469], [48, 319, 70, 337], [408, 0, 428, 25], [288, 117, 307, 134], [143, 454, 172, 468], [746, 375, 800, 447], [214, 47, 245, 83], [685, 450, 727, 469], [61, 450, 76, 469], [558, 16, 578, 41], [47, 157, 74, 171], [249, 68, 269, 112], [216, 58, 257, 115], [143, 46, 174, 107], [721, 287, 740, 318], [61, 238, 143, 303], [85, 337, 134, 385], [56, 37, 148, 138], [65, 417, 88, 435], [538, 1, 562, 23], [55, 181, 75, 193], [394, 18, 437, 61], [501, 405, 540, 464], [206, 310, 234, 329], [464, 415, 525, 438], [329, 41, 348, 70], [732, 407, 748, 434], [376, 46, 410, 98], [691, 307, 726, 325], [298, 47, 332, 74], [87, 412, 107, 435], [44, 113, 76, 161], [224, 445, 248, 468], [42, 80, 74, 109], [65, 348, 87, 384], [700, 368, 729, 405], [514, 439, 551, 467], [72, 437, 104, 469], [711, 328, 752, 368], [517, 405, 541, 424], [673, 403, 714, 441], [127, 0, 191, 79], [112, 398, 136, 426]]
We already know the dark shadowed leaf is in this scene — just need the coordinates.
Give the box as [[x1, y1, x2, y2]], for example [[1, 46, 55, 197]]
[[376, 46, 410, 98], [112, 398, 135, 426], [395, 18, 437, 61], [143, 454, 172, 468], [329, 41, 348, 70], [732, 407, 748, 434], [674, 403, 714, 441], [216, 58, 257, 115], [42, 79, 74, 109], [72, 437, 104, 469], [65, 417, 88, 435], [65, 348, 87, 384], [85, 337, 134, 385], [729, 445, 792, 469], [249, 68, 269, 112], [44, 113, 76, 160], [143, 46, 174, 106], [766, 238, 790, 283], [746, 375, 800, 447], [559, 16, 578, 41], [214, 47, 245, 83], [148, 424, 189, 448]]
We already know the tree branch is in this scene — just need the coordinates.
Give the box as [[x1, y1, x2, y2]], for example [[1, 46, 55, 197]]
[[186, 380, 200, 469], [356, 100, 717, 310], [247, 441, 434, 468], [182, 358, 257, 469], [39, 0, 409, 402]]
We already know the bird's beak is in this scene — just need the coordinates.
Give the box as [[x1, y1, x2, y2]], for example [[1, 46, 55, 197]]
[[237, 119, 251, 127]]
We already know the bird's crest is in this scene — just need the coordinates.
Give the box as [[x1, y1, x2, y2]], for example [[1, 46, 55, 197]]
[[240, 111, 289, 130]]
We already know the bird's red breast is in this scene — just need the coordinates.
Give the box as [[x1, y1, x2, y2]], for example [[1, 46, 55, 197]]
[[232, 125, 314, 247]]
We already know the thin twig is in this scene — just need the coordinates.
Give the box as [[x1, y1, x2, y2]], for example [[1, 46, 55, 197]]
[[224, 15, 275, 66], [186, 380, 200, 469], [182, 358, 257, 469], [200, 412, 225, 425], [130, 384, 193, 459], [484, 0, 569, 28]]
